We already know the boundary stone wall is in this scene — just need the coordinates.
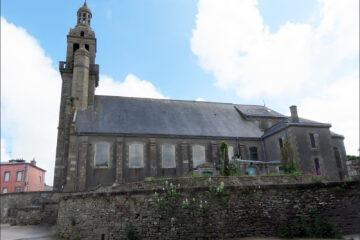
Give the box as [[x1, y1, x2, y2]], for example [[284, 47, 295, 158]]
[[57, 180, 360, 239]]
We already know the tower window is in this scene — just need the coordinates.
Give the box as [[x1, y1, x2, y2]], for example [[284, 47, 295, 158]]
[[73, 43, 79, 53], [309, 133, 317, 148], [85, 44, 89, 51], [80, 31, 84, 37]]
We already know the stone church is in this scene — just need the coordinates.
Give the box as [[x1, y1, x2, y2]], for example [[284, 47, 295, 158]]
[[53, 2, 348, 191]]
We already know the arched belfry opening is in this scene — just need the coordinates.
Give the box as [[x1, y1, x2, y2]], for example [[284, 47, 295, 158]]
[[73, 43, 80, 53]]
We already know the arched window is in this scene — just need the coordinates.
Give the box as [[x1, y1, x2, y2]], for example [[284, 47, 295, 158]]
[[162, 144, 176, 168], [192, 145, 206, 167], [85, 44, 89, 51], [80, 31, 84, 37], [94, 142, 110, 167], [249, 147, 258, 160], [129, 143, 144, 168]]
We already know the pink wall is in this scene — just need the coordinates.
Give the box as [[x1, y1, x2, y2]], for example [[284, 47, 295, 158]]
[[0, 163, 46, 193]]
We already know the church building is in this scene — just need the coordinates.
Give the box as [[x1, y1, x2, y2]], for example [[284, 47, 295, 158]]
[[53, 2, 348, 191]]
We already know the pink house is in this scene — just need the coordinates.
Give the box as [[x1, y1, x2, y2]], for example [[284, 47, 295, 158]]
[[0, 159, 46, 193]]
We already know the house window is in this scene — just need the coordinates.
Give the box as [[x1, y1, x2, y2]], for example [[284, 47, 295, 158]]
[[278, 138, 283, 149], [129, 143, 144, 168], [333, 147, 342, 169], [15, 187, 22, 192], [162, 144, 176, 168], [16, 171, 23, 182], [2, 188, 8, 194], [314, 158, 321, 175], [94, 142, 110, 167], [228, 146, 234, 161], [309, 133, 317, 148], [192, 145, 206, 167], [249, 147, 258, 160], [4, 172, 10, 182]]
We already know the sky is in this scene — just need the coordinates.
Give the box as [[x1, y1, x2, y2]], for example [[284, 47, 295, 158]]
[[1, 0, 359, 185]]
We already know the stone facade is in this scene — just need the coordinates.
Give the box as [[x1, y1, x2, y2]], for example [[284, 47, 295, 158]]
[[53, 2, 349, 192]]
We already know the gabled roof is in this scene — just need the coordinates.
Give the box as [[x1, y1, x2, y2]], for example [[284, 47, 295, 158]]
[[262, 117, 331, 138], [75, 96, 267, 139]]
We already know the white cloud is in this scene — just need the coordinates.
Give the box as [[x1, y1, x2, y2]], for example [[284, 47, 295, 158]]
[[96, 74, 167, 99], [1, 17, 61, 184], [191, 0, 359, 155], [195, 97, 205, 101]]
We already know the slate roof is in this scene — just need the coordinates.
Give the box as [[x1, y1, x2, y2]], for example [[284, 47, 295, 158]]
[[235, 105, 285, 118], [330, 131, 344, 139], [75, 95, 269, 138], [262, 117, 331, 138]]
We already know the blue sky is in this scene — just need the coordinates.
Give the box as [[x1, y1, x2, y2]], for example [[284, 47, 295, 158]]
[[1, 0, 359, 184]]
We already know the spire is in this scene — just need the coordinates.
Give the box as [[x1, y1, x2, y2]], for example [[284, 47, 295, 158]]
[[77, 1, 92, 26]]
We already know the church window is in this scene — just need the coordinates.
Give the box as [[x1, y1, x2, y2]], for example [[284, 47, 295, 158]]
[[192, 145, 206, 167], [162, 144, 176, 168], [129, 143, 144, 168], [94, 142, 110, 167], [85, 44, 89, 51], [228, 146, 234, 161], [314, 158, 321, 175], [309, 133, 317, 148], [249, 147, 258, 160], [80, 31, 84, 37]]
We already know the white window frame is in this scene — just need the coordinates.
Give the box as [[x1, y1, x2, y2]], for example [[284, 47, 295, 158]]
[[162, 144, 176, 168], [2, 188, 8, 193], [16, 171, 23, 182], [94, 142, 110, 168], [4, 172, 10, 182], [192, 145, 206, 168], [129, 143, 144, 168]]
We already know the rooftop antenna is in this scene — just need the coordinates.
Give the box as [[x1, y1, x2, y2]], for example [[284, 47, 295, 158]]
[[262, 99, 266, 106]]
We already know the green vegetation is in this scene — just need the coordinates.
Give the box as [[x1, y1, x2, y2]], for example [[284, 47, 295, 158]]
[[279, 216, 340, 238], [347, 155, 360, 161], [280, 140, 301, 175]]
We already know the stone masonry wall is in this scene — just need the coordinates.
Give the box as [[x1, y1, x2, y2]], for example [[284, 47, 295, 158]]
[[57, 180, 360, 239], [0, 191, 62, 225]]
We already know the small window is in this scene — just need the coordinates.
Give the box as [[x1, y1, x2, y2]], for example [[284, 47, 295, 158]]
[[15, 187, 22, 192], [73, 43, 80, 53], [85, 44, 89, 51], [249, 147, 258, 160], [278, 138, 283, 149], [129, 143, 144, 168], [309, 133, 317, 148], [2, 188, 8, 193], [228, 146, 234, 161], [314, 158, 321, 175], [162, 144, 176, 168], [16, 171, 23, 182], [80, 31, 85, 37], [4, 172, 10, 182], [192, 145, 206, 167], [94, 142, 110, 167]]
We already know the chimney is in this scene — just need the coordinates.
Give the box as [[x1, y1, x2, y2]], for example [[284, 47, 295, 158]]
[[290, 105, 299, 123], [30, 158, 36, 166]]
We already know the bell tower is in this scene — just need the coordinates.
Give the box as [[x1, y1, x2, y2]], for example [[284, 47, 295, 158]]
[[54, 1, 99, 191]]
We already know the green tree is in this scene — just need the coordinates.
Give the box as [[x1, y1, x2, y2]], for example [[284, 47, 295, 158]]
[[220, 141, 230, 176], [281, 139, 300, 174]]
